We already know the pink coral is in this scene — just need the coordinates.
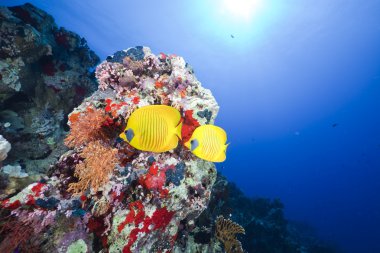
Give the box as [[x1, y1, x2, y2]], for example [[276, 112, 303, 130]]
[[95, 61, 136, 95]]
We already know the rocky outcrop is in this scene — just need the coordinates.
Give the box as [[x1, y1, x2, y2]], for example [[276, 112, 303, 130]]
[[0, 3, 99, 175], [0, 46, 220, 253]]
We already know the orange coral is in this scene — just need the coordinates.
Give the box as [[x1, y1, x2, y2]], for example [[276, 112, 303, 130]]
[[65, 108, 110, 148], [68, 112, 80, 123], [68, 140, 118, 195], [215, 216, 245, 253]]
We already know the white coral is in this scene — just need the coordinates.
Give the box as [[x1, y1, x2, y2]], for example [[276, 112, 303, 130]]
[[1, 164, 28, 178], [0, 135, 11, 162]]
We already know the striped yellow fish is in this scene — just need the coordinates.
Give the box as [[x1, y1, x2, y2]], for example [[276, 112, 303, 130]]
[[119, 105, 182, 152], [185, 125, 229, 162]]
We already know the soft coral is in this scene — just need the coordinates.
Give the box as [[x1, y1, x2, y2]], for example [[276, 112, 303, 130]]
[[68, 140, 118, 195], [65, 107, 114, 148]]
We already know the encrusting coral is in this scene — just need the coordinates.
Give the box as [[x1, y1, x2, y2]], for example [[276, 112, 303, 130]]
[[67, 140, 118, 195], [215, 215, 245, 253]]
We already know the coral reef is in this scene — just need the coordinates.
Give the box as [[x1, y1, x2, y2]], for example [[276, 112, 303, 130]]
[[0, 46, 219, 252], [0, 3, 99, 177], [0, 5, 338, 253]]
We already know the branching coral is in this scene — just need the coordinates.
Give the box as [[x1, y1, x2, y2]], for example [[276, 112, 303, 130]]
[[68, 140, 118, 195], [65, 107, 113, 148], [215, 215, 245, 253]]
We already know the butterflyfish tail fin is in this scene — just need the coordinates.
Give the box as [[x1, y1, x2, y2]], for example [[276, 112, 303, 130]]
[[224, 143, 230, 152], [175, 119, 183, 140]]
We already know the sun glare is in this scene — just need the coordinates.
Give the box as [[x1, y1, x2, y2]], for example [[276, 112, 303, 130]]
[[219, 0, 263, 22], [190, 0, 282, 47]]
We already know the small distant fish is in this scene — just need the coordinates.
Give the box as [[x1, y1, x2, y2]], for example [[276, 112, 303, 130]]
[[230, 34, 235, 38], [185, 125, 228, 162], [332, 123, 338, 128], [119, 105, 182, 152]]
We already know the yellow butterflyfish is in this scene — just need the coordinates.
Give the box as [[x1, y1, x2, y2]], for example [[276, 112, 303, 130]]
[[184, 125, 229, 162], [119, 105, 182, 152]]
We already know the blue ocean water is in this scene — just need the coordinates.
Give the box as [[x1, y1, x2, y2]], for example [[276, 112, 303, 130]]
[[3, 1, 380, 252]]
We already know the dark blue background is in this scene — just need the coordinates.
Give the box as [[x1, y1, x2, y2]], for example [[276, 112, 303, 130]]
[[3, 1, 380, 252]]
